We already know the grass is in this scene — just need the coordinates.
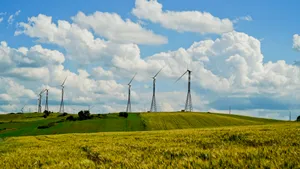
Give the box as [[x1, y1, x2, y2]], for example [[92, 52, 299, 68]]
[[0, 113, 145, 138], [140, 112, 280, 130], [0, 123, 299, 168], [0, 112, 283, 138]]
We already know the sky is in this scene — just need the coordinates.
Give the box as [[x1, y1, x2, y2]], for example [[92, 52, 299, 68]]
[[0, 0, 300, 120]]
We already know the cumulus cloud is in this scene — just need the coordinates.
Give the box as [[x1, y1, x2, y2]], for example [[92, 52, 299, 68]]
[[0, 41, 65, 78], [132, 0, 233, 34], [0, 78, 36, 103], [72, 11, 167, 45], [0, 18, 3, 23], [15, 14, 147, 65], [293, 34, 300, 51]]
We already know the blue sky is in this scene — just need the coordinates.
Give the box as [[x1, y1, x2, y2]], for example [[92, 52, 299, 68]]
[[1, 0, 299, 62], [0, 0, 300, 120]]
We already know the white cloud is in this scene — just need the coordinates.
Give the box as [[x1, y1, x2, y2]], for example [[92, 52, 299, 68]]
[[0, 78, 36, 103], [72, 11, 167, 45], [92, 67, 114, 79], [233, 15, 253, 23], [8, 10, 21, 25], [132, 0, 233, 34], [0, 17, 3, 23], [293, 34, 300, 51], [15, 14, 146, 65]]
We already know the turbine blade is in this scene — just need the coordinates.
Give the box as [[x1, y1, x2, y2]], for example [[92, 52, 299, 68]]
[[175, 71, 188, 83], [61, 76, 68, 86], [128, 73, 137, 85], [153, 66, 164, 78]]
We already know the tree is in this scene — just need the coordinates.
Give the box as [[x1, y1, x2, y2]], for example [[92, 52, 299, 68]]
[[119, 112, 128, 118], [43, 110, 51, 118], [78, 110, 91, 120], [297, 115, 300, 122]]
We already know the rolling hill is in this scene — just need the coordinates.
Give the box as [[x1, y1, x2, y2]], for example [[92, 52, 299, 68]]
[[0, 112, 283, 138], [141, 112, 280, 130]]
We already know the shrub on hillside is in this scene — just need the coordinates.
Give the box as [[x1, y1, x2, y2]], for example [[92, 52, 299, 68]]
[[66, 115, 76, 121], [96, 114, 107, 118], [43, 110, 51, 118], [297, 116, 300, 122], [119, 112, 128, 118], [78, 110, 91, 120], [58, 112, 68, 117], [37, 122, 56, 129]]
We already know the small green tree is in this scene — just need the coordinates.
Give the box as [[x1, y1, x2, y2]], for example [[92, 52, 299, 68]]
[[43, 110, 51, 118], [297, 116, 300, 122], [78, 110, 91, 120]]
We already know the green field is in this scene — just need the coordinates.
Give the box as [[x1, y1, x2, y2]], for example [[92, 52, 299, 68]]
[[0, 123, 299, 168], [0, 112, 282, 138], [0, 113, 144, 138]]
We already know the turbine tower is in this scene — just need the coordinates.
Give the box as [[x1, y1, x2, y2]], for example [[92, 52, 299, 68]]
[[45, 89, 49, 112], [126, 73, 137, 113], [21, 105, 26, 113], [150, 67, 164, 112], [38, 89, 46, 113], [59, 77, 68, 113], [175, 69, 193, 112]]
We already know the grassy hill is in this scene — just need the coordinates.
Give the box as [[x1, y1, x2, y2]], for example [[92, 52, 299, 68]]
[[0, 112, 283, 138], [0, 113, 144, 138], [141, 112, 280, 130], [0, 123, 299, 168]]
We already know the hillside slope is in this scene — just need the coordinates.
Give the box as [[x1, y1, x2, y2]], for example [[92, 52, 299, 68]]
[[0, 112, 282, 137], [0, 123, 299, 168], [141, 112, 281, 130]]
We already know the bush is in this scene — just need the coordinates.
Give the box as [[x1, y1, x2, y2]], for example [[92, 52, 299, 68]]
[[58, 112, 68, 117], [78, 110, 91, 120], [119, 112, 128, 118], [66, 115, 75, 121], [96, 114, 107, 118], [37, 122, 56, 129], [297, 116, 300, 122], [43, 110, 52, 118]]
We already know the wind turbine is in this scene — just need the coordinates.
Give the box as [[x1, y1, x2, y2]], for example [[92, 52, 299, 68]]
[[175, 68, 193, 112], [150, 67, 164, 112], [44, 88, 49, 112], [21, 105, 26, 113], [126, 73, 137, 113], [38, 89, 46, 113], [59, 76, 68, 113]]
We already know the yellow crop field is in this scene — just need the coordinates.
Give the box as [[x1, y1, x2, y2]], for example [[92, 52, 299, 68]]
[[141, 112, 280, 130], [0, 123, 299, 168]]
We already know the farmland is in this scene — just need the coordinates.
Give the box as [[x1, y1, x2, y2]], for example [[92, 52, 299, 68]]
[[0, 123, 299, 168], [0, 113, 144, 138], [0, 112, 281, 137], [141, 112, 280, 130]]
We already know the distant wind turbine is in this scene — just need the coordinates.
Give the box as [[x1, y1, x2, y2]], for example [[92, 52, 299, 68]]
[[126, 73, 137, 113], [150, 67, 164, 112], [59, 76, 68, 113]]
